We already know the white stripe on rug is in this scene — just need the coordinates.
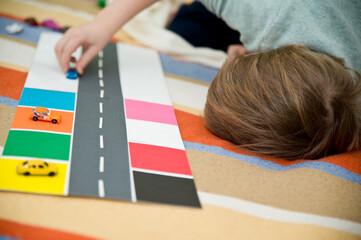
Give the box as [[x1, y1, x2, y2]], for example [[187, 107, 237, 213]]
[[199, 191, 361, 236]]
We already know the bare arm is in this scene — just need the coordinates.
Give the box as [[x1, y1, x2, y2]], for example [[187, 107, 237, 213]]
[[55, 0, 159, 74]]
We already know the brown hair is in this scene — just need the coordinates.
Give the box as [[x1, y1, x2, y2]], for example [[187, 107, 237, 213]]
[[204, 45, 361, 160]]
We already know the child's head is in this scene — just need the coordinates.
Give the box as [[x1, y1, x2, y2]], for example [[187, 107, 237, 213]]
[[204, 45, 361, 160]]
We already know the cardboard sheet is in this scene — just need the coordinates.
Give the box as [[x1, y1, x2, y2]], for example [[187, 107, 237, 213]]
[[0, 32, 200, 208]]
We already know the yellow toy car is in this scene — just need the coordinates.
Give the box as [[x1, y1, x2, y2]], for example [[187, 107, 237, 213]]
[[17, 160, 58, 176], [30, 107, 62, 124]]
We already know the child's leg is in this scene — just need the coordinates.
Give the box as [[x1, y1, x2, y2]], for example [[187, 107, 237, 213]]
[[167, 1, 241, 52]]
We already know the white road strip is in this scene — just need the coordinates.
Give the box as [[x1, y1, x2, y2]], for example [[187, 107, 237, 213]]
[[98, 179, 105, 198], [98, 59, 103, 68], [198, 191, 361, 236], [99, 156, 104, 172], [1, 156, 67, 164], [100, 89, 104, 98], [99, 117, 103, 129], [17, 105, 75, 113], [98, 51, 103, 58], [100, 135, 104, 149], [8, 128, 71, 135], [0, 146, 4, 156], [99, 79, 104, 87], [99, 102, 103, 113], [98, 69, 103, 78], [132, 168, 193, 179]]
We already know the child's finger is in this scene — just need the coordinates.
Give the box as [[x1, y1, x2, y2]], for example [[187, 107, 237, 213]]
[[54, 35, 70, 72], [77, 46, 99, 75], [60, 36, 84, 74]]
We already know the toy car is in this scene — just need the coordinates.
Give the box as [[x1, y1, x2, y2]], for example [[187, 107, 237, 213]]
[[6, 23, 24, 34], [66, 70, 78, 79], [30, 107, 62, 124], [66, 56, 78, 80], [17, 160, 58, 176]]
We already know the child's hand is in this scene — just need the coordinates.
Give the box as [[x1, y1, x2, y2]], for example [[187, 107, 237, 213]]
[[55, 0, 158, 75], [55, 20, 112, 75]]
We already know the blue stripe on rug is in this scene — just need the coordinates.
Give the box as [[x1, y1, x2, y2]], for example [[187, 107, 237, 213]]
[[184, 141, 361, 184], [160, 54, 218, 83], [0, 235, 19, 240], [0, 96, 18, 108], [0, 17, 57, 44]]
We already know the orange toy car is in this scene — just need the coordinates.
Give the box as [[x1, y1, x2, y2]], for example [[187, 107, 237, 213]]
[[30, 107, 62, 124]]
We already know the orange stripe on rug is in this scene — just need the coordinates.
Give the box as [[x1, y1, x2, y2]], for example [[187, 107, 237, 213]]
[[0, 218, 98, 240], [0, 13, 24, 22], [0, 66, 27, 100], [175, 109, 361, 175]]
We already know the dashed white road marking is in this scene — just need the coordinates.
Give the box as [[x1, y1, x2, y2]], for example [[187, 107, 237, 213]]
[[99, 117, 103, 129], [98, 179, 105, 197], [100, 135, 104, 148], [98, 50, 105, 198], [99, 156, 104, 172], [99, 102, 103, 113]]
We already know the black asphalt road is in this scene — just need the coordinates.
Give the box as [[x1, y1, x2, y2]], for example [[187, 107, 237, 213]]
[[68, 43, 132, 200]]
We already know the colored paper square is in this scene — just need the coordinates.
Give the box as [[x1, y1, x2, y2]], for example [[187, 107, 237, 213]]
[[0, 158, 67, 195], [125, 99, 177, 125], [133, 171, 200, 207], [3, 130, 71, 161], [129, 142, 192, 176], [117, 43, 172, 105], [126, 119, 185, 150], [18, 88, 76, 111], [11, 107, 74, 134]]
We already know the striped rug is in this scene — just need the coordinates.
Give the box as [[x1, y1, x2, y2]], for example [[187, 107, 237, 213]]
[[0, 0, 360, 239]]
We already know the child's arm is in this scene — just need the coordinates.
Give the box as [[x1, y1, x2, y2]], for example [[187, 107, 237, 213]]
[[55, 0, 158, 74]]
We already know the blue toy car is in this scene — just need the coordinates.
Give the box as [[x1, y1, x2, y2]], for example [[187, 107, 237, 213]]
[[66, 69, 78, 80], [66, 56, 79, 80]]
